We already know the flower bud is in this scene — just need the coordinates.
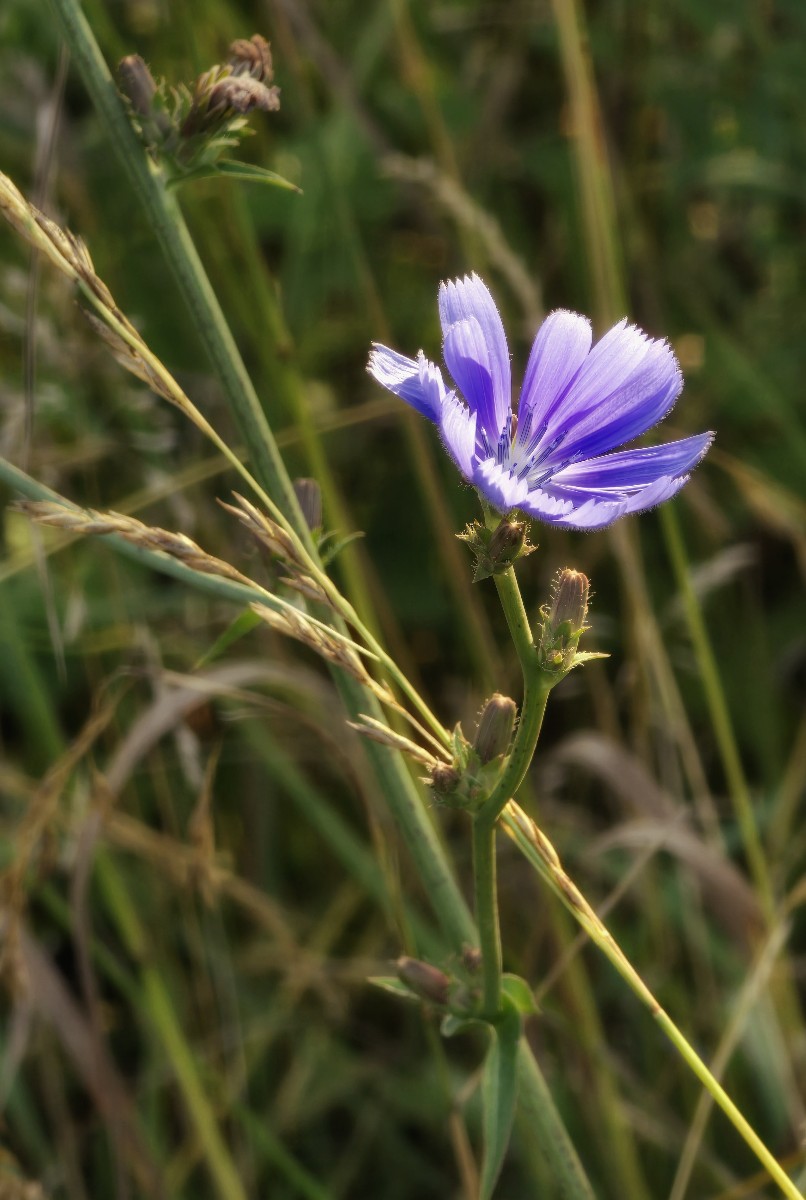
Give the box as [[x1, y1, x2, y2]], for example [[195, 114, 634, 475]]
[[487, 518, 528, 569], [293, 477, 322, 532], [457, 517, 535, 581], [473, 693, 517, 763], [118, 55, 157, 116], [538, 568, 590, 674], [396, 957, 450, 1006]]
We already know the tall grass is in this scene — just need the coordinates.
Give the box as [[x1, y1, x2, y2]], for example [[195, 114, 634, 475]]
[[1, 0, 805, 1197]]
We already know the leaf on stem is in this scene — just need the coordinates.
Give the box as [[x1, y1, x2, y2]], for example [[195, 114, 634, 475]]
[[479, 1002, 521, 1200]]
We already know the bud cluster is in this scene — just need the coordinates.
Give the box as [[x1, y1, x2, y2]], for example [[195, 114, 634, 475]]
[[457, 517, 535, 582], [117, 36, 280, 179], [428, 693, 517, 811]]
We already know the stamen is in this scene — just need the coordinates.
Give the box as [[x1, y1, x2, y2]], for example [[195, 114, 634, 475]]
[[495, 414, 513, 466], [516, 429, 569, 483]]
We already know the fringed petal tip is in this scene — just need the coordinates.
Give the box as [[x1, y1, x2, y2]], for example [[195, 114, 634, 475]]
[[367, 343, 445, 420]]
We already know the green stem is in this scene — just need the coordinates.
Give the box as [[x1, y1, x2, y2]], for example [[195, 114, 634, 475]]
[[471, 565, 552, 1016], [478, 669, 551, 828], [478, 569, 552, 826], [472, 816, 502, 1015], [493, 565, 534, 665]]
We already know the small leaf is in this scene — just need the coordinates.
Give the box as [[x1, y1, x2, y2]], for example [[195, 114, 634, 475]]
[[440, 1012, 481, 1039], [194, 608, 261, 669], [216, 160, 301, 191], [501, 974, 539, 1016], [318, 529, 365, 568], [368, 976, 420, 1002], [565, 651, 610, 674], [479, 1005, 521, 1200], [167, 160, 301, 192]]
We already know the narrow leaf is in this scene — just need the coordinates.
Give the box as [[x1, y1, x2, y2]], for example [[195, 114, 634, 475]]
[[479, 1007, 521, 1200], [215, 160, 302, 191], [368, 976, 420, 1002], [195, 608, 261, 669], [167, 160, 301, 193]]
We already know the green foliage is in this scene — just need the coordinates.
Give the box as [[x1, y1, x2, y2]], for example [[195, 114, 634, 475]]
[[0, 0, 805, 1197]]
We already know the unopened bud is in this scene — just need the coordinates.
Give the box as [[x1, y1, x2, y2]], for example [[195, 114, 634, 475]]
[[293, 477, 322, 532], [549, 568, 589, 632], [538, 568, 590, 673], [118, 55, 157, 116], [488, 518, 528, 568], [473, 693, 517, 763], [396, 957, 450, 1005], [457, 517, 534, 581]]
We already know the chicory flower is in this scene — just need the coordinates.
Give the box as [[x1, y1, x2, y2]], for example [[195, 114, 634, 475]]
[[368, 273, 712, 530]]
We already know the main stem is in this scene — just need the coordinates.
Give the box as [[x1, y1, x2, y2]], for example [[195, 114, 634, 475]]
[[479, 568, 552, 826], [473, 815, 501, 1015], [472, 563, 554, 1015]]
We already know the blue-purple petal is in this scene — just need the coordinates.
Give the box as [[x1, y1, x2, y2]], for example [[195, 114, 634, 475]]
[[516, 310, 592, 436], [541, 322, 683, 464], [521, 470, 696, 530], [439, 394, 477, 479], [367, 344, 445, 420], [439, 274, 511, 443], [472, 459, 530, 512], [550, 432, 713, 493], [442, 317, 499, 445]]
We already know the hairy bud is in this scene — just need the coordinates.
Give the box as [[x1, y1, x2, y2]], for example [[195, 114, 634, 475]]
[[118, 55, 157, 116], [457, 516, 535, 582], [538, 568, 590, 674], [396, 957, 451, 1006], [473, 693, 517, 763], [487, 518, 528, 568]]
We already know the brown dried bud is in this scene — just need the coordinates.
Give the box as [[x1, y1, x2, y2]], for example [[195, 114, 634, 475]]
[[293, 477, 322, 532], [207, 75, 280, 116], [462, 945, 482, 973], [473, 693, 517, 763], [228, 34, 274, 81], [430, 763, 460, 795], [118, 55, 157, 116], [396, 957, 450, 1006]]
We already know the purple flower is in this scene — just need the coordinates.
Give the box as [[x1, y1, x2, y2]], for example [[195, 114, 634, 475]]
[[368, 273, 713, 530]]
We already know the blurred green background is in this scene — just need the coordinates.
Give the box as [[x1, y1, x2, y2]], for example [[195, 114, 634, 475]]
[[1, 0, 805, 1196]]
